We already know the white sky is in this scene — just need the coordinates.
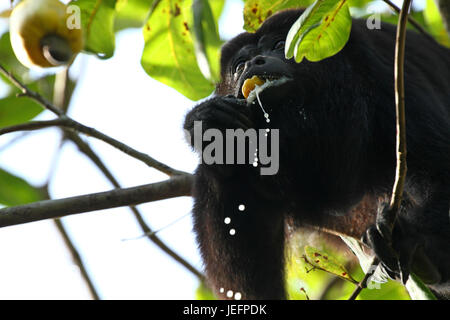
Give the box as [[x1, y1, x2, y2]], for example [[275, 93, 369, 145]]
[[0, 0, 426, 299]]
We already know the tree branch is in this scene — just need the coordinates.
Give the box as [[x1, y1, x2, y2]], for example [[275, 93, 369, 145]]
[[0, 174, 193, 228], [0, 118, 68, 134], [65, 131, 205, 280], [0, 62, 205, 281], [348, 257, 380, 300], [0, 64, 186, 177], [382, 0, 435, 42], [349, 0, 411, 301], [387, 0, 410, 229], [0, 65, 63, 116], [49, 68, 101, 300], [54, 218, 100, 300]]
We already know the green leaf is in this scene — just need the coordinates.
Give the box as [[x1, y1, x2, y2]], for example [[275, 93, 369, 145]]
[[304, 245, 357, 283], [0, 73, 62, 127], [424, 0, 450, 47], [347, 0, 371, 9], [195, 282, 216, 300], [0, 168, 43, 206], [285, 0, 352, 63], [356, 276, 410, 300], [115, 0, 153, 31], [0, 32, 29, 83], [243, 0, 312, 32], [191, 0, 223, 82], [209, 0, 225, 20], [0, 96, 42, 128], [70, 0, 117, 58], [141, 0, 214, 101], [405, 273, 437, 300]]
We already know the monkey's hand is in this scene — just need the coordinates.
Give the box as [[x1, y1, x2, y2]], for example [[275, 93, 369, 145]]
[[362, 204, 441, 285], [183, 95, 256, 178], [184, 95, 253, 149]]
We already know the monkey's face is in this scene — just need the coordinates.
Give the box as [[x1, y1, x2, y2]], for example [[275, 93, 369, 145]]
[[229, 41, 294, 100], [216, 16, 304, 105]]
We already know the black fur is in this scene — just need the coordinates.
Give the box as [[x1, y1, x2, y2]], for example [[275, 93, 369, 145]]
[[184, 9, 450, 299]]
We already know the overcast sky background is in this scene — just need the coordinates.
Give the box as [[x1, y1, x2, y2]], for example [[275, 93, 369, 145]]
[[0, 0, 423, 299]]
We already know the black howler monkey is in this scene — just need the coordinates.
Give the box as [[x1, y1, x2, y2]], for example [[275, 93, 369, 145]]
[[184, 9, 450, 299]]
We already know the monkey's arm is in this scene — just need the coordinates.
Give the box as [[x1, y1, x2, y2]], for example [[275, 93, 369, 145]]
[[192, 165, 287, 300]]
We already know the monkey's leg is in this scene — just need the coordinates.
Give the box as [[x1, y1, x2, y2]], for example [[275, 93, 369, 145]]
[[192, 165, 286, 300]]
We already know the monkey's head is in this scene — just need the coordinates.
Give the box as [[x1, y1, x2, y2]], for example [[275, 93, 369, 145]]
[[215, 10, 308, 106]]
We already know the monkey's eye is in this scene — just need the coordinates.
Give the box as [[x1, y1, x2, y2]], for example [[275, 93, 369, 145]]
[[234, 61, 246, 74], [273, 40, 285, 51]]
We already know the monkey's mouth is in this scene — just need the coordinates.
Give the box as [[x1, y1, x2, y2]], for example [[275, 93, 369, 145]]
[[241, 75, 291, 104]]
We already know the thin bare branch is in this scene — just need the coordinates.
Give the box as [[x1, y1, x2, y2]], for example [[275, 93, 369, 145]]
[[349, 0, 411, 300], [387, 0, 410, 229], [0, 62, 204, 281], [0, 64, 186, 177], [0, 118, 67, 135], [65, 131, 205, 280], [382, 0, 435, 42], [0, 65, 63, 116], [0, 131, 31, 152], [49, 67, 101, 300], [0, 174, 193, 228], [348, 257, 380, 300], [54, 219, 101, 300]]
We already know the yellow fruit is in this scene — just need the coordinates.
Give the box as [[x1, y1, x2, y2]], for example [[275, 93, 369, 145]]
[[242, 75, 265, 99], [10, 0, 83, 68]]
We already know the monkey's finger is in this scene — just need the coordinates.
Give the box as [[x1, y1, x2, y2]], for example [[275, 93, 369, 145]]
[[215, 101, 253, 129], [208, 108, 251, 130], [190, 101, 251, 130]]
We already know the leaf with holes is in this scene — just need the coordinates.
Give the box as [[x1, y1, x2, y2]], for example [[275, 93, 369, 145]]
[[285, 0, 351, 63], [243, 0, 312, 32], [304, 245, 357, 283], [141, 0, 214, 101]]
